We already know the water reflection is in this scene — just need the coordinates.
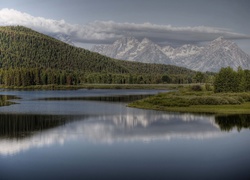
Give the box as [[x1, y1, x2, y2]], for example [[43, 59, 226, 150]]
[[0, 114, 76, 139], [72, 113, 224, 144], [0, 95, 17, 106], [0, 114, 87, 156], [215, 114, 250, 132], [2, 113, 249, 156], [38, 94, 153, 102], [1, 113, 250, 156]]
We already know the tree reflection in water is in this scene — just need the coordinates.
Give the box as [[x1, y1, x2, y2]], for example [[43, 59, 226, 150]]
[[38, 94, 152, 102], [215, 114, 250, 132], [0, 114, 79, 139], [0, 95, 17, 106], [1, 112, 249, 141]]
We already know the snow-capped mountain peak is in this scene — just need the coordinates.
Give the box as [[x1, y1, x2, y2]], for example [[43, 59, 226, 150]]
[[92, 37, 171, 64], [91, 36, 250, 72], [213, 36, 224, 41], [162, 44, 203, 59], [141, 38, 153, 44], [181, 37, 250, 72]]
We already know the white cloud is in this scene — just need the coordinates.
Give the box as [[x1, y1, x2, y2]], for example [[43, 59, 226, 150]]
[[0, 8, 74, 34], [0, 8, 249, 45]]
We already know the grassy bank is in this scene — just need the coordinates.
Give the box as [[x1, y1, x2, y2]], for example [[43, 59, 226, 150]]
[[0, 84, 185, 90], [128, 86, 250, 114]]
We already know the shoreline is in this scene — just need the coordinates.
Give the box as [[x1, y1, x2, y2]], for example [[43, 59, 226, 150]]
[[0, 84, 184, 90], [128, 102, 250, 115], [128, 88, 250, 115], [2, 84, 250, 115]]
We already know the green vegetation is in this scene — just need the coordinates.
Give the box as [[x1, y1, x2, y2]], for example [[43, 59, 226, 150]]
[[214, 67, 250, 93], [0, 83, 184, 90], [129, 85, 250, 114], [129, 67, 250, 114], [0, 26, 202, 87]]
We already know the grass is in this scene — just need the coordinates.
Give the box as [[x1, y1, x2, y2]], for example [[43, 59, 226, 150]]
[[128, 86, 250, 115], [0, 83, 185, 90]]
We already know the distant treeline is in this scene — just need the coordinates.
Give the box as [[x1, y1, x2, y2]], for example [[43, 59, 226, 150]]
[[0, 68, 202, 86]]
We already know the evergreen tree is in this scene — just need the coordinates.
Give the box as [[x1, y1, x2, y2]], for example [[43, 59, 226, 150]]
[[214, 67, 239, 93]]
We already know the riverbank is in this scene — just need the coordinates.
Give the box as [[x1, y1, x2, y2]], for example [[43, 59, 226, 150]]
[[128, 87, 250, 114], [0, 84, 184, 90]]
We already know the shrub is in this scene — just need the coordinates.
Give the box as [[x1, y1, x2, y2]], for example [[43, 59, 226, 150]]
[[205, 83, 213, 91], [223, 97, 241, 104], [190, 96, 229, 105], [191, 85, 202, 91]]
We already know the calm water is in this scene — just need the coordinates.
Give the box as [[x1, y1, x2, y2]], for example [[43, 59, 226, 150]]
[[0, 89, 250, 180]]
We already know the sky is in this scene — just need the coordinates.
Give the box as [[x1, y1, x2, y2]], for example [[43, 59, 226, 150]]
[[0, 0, 250, 53]]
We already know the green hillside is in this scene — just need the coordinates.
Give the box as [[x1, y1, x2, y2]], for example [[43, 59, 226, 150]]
[[0, 26, 197, 86]]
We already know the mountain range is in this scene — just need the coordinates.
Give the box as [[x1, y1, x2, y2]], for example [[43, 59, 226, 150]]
[[91, 36, 250, 72]]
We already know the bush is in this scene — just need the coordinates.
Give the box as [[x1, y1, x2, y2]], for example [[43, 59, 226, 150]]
[[191, 85, 202, 91], [238, 93, 250, 101], [190, 96, 229, 105], [205, 83, 213, 91], [223, 97, 241, 104]]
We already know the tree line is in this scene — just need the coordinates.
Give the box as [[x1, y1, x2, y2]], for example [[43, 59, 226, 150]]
[[214, 67, 250, 93], [0, 68, 202, 86]]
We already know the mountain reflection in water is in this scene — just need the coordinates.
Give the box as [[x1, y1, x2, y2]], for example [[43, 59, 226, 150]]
[[1, 113, 249, 156]]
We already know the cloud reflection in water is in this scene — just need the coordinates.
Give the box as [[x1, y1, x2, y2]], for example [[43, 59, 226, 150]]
[[0, 113, 231, 156]]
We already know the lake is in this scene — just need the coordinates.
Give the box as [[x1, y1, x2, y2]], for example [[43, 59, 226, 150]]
[[0, 89, 250, 180]]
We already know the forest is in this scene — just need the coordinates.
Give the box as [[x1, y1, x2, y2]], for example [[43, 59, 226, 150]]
[[0, 26, 204, 86]]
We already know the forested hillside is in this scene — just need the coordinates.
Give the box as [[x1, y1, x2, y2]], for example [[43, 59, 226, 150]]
[[0, 26, 198, 86]]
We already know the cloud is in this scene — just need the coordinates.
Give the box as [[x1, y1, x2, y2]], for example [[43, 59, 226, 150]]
[[0, 8, 73, 34], [1, 8, 250, 45]]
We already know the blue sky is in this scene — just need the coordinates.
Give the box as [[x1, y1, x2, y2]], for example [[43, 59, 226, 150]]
[[0, 0, 250, 53]]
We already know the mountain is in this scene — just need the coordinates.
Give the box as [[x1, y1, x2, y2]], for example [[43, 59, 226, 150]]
[[132, 38, 172, 64], [92, 37, 140, 60], [162, 44, 203, 60], [49, 33, 75, 46], [92, 37, 171, 64], [92, 36, 250, 72], [179, 37, 250, 72], [0, 26, 195, 86]]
